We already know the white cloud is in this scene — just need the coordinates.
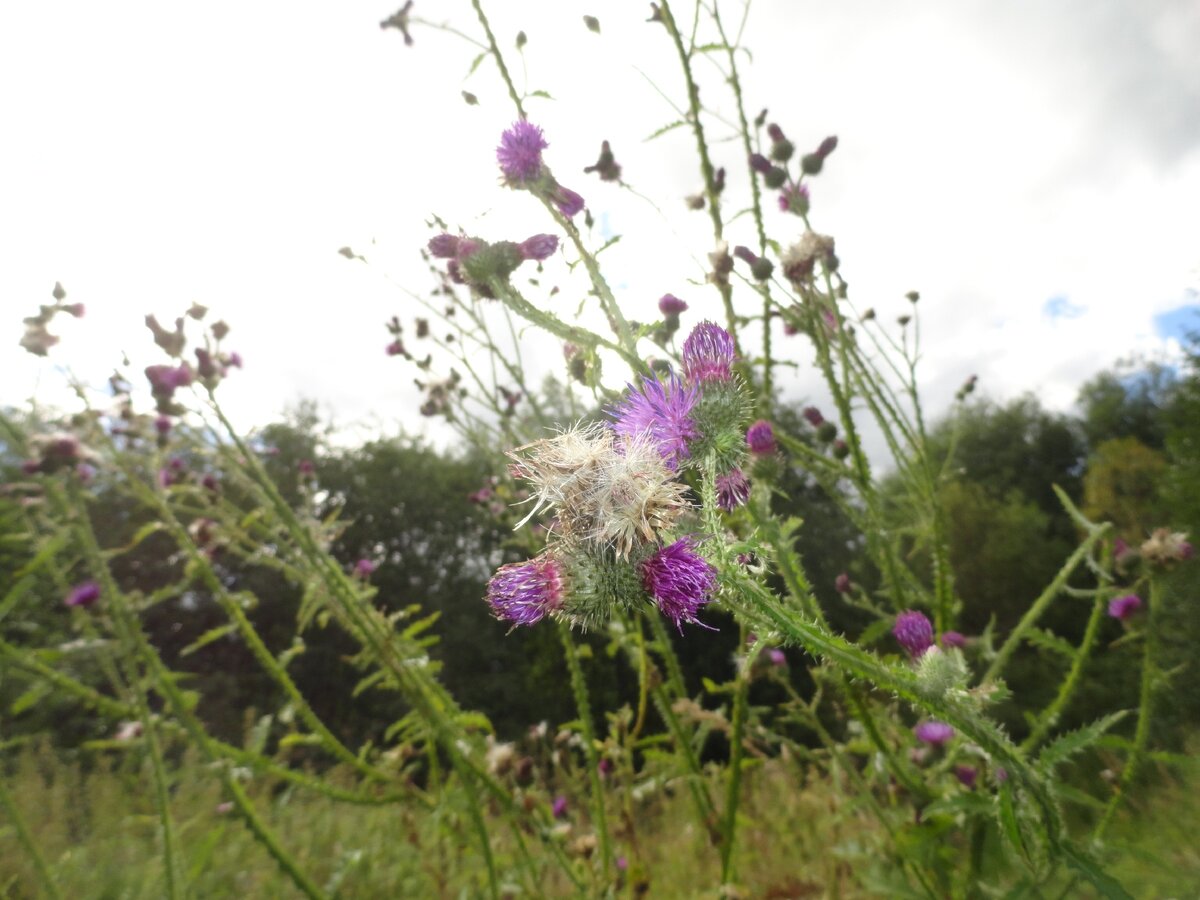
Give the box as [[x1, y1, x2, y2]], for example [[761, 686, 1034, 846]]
[[2, 1, 1196, 454]]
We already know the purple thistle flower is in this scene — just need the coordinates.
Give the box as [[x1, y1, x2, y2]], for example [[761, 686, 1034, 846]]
[[802, 406, 825, 427], [226, 351, 243, 368], [610, 373, 698, 471], [893, 610, 934, 658], [768, 648, 787, 668], [598, 758, 613, 776], [353, 558, 377, 579], [65, 580, 101, 608], [519, 234, 558, 261], [386, 340, 405, 357], [552, 185, 585, 218], [778, 183, 810, 215], [745, 420, 776, 456], [715, 468, 750, 511], [681, 321, 736, 385], [658, 293, 688, 316], [914, 721, 954, 746], [748, 153, 772, 175], [941, 630, 967, 649], [428, 234, 460, 258], [154, 415, 173, 436], [1107, 593, 1142, 621], [552, 795, 568, 819], [486, 556, 565, 626], [639, 538, 717, 631], [955, 765, 978, 789], [497, 120, 548, 183], [834, 573, 851, 595]]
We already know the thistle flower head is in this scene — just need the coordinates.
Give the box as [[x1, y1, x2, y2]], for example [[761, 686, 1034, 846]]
[[1107, 593, 1142, 620], [914, 720, 954, 746], [715, 468, 750, 511], [519, 233, 559, 261], [610, 373, 698, 471], [65, 580, 101, 608], [497, 120, 548, 184], [658, 293, 688, 316], [940, 630, 967, 648], [681, 321, 736, 385], [745, 420, 776, 456], [893, 610, 934, 658], [486, 555, 565, 626], [639, 538, 717, 631], [955, 765, 978, 789], [552, 185, 585, 218]]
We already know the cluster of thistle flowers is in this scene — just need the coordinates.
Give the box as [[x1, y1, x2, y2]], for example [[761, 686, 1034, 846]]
[[421, 119, 581, 300], [486, 322, 755, 632], [1107, 527, 1193, 621], [18, 281, 85, 356], [891, 610, 1006, 789]]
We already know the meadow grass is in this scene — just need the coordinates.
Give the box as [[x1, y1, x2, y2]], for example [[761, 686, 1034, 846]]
[[3, 739, 1197, 898]]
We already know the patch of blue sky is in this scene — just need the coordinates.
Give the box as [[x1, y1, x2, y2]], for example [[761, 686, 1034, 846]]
[[1042, 295, 1086, 320], [1153, 304, 1200, 342]]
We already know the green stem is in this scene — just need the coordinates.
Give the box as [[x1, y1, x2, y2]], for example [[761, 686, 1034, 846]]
[[1096, 578, 1161, 839], [1022, 592, 1107, 752], [64, 484, 184, 900], [63, 483, 326, 899], [657, 0, 739, 347], [559, 622, 612, 883], [719, 627, 750, 882], [982, 523, 1110, 685], [468, 0, 524, 117]]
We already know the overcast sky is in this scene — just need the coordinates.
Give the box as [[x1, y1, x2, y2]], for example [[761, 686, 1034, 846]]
[[3, 1, 1198, 451]]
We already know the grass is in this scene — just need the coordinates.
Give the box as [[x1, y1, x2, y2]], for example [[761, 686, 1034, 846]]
[[2, 738, 1199, 898]]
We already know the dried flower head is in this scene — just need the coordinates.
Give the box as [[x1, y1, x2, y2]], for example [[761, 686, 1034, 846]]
[[507, 423, 689, 558], [781, 231, 836, 285], [1140, 528, 1193, 566]]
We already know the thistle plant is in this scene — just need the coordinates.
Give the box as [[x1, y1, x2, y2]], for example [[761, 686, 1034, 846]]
[[3, 3, 1195, 898]]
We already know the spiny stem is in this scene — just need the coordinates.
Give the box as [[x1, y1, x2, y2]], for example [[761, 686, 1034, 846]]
[[1096, 577, 1161, 839]]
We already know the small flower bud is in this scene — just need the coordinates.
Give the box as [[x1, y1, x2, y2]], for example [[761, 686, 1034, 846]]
[[832, 439, 849, 460], [893, 610, 934, 658], [834, 573, 851, 594], [748, 153, 772, 175], [764, 167, 787, 189], [52, 282, 67, 301], [658, 294, 688, 316], [816, 421, 838, 443], [800, 153, 823, 175], [751, 257, 774, 280]]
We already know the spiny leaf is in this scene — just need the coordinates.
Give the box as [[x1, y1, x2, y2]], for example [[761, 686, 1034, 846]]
[[180, 623, 237, 657], [1024, 626, 1076, 661], [1037, 711, 1129, 772], [645, 119, 688, 142]]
